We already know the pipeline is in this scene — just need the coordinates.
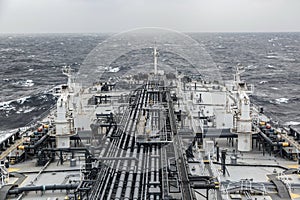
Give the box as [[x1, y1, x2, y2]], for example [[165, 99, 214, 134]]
[[123, 138, 137, 199], [155, 147, 160, 200], [133, 146, 144, 200], [98, 112, 131, 199], [89, 87, 145, 200], [203, 132, 238, 138], [84, 83, 177, 200], [258, 130, 287, 146], [149, 145, 155, 200], [115, 89, 143, 200], [193, 183, 217, 189], [41, 147, 90, 153], [252, 124, 288, 147], [8, 184, 79, 195], [18, 168, 80, 174], [113, 114, 134, 199], [96, 127, 126, 200], [143, 140, 150, 200], [23, 134, 49, 149], [188, 176, 215, 181], [213, 161, 288, 170], [30, 159, 52, 185]]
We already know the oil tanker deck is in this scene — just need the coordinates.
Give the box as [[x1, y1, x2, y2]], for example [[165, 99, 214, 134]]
[[1, 34, 300, 200]]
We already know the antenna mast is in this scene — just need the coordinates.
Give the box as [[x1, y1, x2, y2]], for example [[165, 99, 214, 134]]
[[154, 47, 158, 75]]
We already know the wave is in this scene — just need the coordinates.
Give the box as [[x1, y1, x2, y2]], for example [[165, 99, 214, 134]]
[[23, 107, 36, 113], [0, 92, 57, 130], [269, 97, 290, 105], [11, 79, 34, 87], [265, 55, 278, 59], [246, 65, 257, 69], [0, 48, 24, 53], [275, 97, 289, 104], [0, 96, 32, 111], [271, 87, 279, 90], [284, 121, 300, 126], [267, 64, 276, 69], [259, 80, 268, 84]]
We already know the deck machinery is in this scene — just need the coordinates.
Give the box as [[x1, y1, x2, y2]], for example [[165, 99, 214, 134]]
[[2, 48, 300, 200], [71, 49, 256, 200]]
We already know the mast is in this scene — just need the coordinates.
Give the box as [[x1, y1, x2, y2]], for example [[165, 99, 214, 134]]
[[154, 47, 158, 75]]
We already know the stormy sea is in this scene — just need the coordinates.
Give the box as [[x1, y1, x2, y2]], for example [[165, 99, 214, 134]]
[[0, 32, 299, 135]]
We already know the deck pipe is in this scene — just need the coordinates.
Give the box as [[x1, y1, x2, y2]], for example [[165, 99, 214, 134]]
[[105, 145, 123, 199], [89, 86, 167, 199], [23, 134, 49, 149], [150, 145, 160, 200], [115, 112, 136, 199], [8, 184, 79, 195], [98, 127, 127, 199], [124, 137, 137, 199], [150, 146, 155, 200], [101, 110, 132, 199], [143, 146, 150, 200], [143, 89, 157, 200], [115, 92, 142, 200], [41, 147, 91, 155], [155, 146, 160, 199], [121, 88, 145, 200], [139, 140, 147, 197], [94, 88, 144, 200], [133, 146, 144, 200], [193, 183, 216, 189], [258, 130, 286, 146]]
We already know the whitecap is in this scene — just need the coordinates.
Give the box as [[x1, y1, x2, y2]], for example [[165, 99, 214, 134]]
[[24, 107, 35, 113], [109, 67, 120, 73], [28, 69, 34, 72], [23, 80, 34, 87], [17, 96, 31, 104], [0, 95, 31, 111], [284, 121, 300, 126], [0, 48, 12, 52], [259, 80, 268, 84], [216, 45, 226, 49], [267, 64, 276, 69], [275, 97, 289, 104], [14, 79, 34, 87], [246, 65, 257, 69], [265, 55, 278, 59], [0, 104, 15, 111], [0, 100, 13, 110]]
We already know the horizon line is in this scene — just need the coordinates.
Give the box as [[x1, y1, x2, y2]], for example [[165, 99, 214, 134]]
[[1, 30, 300, 35]]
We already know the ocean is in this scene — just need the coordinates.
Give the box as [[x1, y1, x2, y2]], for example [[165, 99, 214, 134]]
[[0, 32, 299, 133]]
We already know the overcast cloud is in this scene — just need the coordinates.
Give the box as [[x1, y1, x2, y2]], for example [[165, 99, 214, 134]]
[[0, 0, 299, 33]]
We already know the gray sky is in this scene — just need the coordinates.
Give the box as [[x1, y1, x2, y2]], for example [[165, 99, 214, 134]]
[[0, 0, 300, 33]]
